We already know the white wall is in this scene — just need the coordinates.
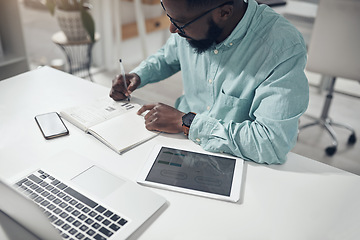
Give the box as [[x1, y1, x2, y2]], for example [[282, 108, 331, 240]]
[[91, 0, 169, 72]]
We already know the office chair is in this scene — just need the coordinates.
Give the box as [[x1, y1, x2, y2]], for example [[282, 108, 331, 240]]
[[299, 0, 359, 156]]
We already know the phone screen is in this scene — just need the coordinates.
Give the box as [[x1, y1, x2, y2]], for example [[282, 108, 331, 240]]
[[35, 112, 69, 139]]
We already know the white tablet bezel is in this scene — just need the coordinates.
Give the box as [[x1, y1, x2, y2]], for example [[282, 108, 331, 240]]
[[137, 144, 245, 202]]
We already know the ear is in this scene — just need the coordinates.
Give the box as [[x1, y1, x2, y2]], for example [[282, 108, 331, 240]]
[[213, 4, 234, 24]]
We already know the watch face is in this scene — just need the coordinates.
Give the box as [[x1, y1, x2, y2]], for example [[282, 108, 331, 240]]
[[182, 112, 196, 127]]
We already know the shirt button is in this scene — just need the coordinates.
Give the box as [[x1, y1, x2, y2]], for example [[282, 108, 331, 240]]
[[214, 49, 219, 54], [207, 106, 211, 111], [208, 79, 213, 84], [196, 138, 201, 143], [229, 42, 233, 46]]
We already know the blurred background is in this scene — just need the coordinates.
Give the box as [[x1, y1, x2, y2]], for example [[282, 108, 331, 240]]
[[1, 0, 359, 174]]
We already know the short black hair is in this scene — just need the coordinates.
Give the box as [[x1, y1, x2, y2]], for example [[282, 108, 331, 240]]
[[185, 0, 224, 9], [185, 0, 237, 11]]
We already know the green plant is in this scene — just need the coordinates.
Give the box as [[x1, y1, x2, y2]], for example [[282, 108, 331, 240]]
[[44, 0, 95, 42]]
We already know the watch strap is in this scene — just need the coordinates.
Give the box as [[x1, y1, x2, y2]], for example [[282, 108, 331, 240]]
[[182, 112, 196, 136]]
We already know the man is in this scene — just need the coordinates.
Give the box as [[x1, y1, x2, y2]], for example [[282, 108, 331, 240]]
[[110, 0, 309, 164]]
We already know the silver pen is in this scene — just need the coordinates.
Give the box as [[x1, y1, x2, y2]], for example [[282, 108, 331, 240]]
[[119, 59, 130, 101]]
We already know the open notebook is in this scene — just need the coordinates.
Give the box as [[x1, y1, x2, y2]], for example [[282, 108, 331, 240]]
[[60, 97, 159, 154]]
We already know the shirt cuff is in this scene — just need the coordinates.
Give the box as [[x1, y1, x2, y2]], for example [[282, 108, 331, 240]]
[[130, 64, 149, 88], [188, 114, 217, 145]]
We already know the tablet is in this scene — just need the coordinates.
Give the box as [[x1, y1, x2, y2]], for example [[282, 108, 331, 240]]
[[137, 145, 245, 202]]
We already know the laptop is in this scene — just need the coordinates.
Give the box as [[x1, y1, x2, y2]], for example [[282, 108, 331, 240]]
[[0, 151, 166, 240]]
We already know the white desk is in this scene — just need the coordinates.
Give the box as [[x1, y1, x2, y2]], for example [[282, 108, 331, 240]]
[[1, 67, 360, 240]]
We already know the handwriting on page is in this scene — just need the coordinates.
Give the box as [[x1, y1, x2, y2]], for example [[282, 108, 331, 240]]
[[65, 98, 138, 126]]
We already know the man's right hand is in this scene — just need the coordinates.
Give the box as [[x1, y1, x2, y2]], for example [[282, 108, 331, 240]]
[[109, 73, 141, 101]]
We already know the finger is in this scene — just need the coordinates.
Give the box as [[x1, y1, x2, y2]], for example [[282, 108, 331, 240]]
[[109, 89, 127, 101], [112, 75, 126, 92], [137, 104, 156, 115], [112, 76, 132, 100], [144, 117, 160, 132], [144, 107, 159, 122], [128, 73, 140, 94], [127, 80, 137, 94], [112, 75, 123, 87]]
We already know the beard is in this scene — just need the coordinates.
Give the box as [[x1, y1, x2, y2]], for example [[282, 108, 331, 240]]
[[186, 19, 223, 54]]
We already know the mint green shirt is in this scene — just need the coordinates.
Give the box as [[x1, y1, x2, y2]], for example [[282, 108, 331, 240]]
[[131, 0, 309, 164]]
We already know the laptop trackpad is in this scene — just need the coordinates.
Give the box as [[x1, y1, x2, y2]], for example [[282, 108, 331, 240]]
[[71, 166, 125, 199]]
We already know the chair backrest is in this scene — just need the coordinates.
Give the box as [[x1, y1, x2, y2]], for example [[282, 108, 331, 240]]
[[306, 0, 360, 81]]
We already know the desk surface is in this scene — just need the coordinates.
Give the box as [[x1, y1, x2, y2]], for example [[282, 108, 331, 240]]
[[1, 67, 360, 240]]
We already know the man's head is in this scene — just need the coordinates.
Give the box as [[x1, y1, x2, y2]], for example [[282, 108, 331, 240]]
[[161, 0, 239, 54]]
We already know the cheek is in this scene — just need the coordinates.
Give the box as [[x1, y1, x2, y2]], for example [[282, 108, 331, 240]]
[[184, 26, 209, 40]]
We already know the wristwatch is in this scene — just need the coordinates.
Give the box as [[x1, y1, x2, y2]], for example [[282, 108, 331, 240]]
[[182, 112, 196, 136]]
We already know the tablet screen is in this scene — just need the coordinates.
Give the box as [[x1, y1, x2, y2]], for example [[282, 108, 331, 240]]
[[145, 146, 236, 196]]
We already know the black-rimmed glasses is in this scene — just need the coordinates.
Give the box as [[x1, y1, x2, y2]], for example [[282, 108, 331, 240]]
[[161, 0, 234, 35]]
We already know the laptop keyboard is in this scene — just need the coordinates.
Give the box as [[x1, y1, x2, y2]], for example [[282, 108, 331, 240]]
[[14, 170, 129, 240]]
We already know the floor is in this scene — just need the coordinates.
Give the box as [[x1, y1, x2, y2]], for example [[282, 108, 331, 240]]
[[19, 1, 360, 175]]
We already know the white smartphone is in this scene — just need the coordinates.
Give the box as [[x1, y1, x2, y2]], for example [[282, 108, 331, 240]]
[[34, 112, 69, 140]]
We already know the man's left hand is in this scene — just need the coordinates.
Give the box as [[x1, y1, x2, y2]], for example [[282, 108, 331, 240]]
[[137, 103, 184, 133]]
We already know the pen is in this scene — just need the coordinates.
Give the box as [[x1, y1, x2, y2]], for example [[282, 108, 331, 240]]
[[119, 59, 130, 101]]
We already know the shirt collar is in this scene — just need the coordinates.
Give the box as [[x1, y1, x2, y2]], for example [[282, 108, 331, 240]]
[[215, 0, 256, 49]]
